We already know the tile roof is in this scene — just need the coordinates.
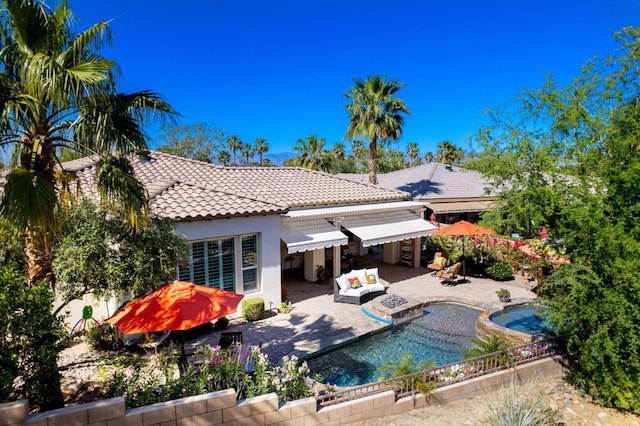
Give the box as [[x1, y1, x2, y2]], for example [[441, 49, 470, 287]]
[[337, 162, 497, 201], [32, 151, 409, 221]]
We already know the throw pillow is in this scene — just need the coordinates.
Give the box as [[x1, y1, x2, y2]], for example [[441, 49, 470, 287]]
[[348, 277, 362, 288], [365, 273, 377, 284], [444, 266, 453, 273], [435, 256, 446, 267], [336, 275, 349, 290]]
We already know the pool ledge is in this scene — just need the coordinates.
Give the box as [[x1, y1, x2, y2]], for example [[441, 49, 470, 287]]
[[475, 305, 533, 345]]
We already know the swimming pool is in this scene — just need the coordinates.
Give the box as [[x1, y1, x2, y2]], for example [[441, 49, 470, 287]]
[[489, 305, 554, 335], [305, 303, 482, 387]]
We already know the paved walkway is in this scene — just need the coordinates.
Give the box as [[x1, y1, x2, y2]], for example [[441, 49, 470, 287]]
[[184, 259, 537, 363]]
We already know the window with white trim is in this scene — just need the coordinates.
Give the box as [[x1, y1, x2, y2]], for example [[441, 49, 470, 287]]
[[178, 235, 257, 293], [241, 234, 258, 292]]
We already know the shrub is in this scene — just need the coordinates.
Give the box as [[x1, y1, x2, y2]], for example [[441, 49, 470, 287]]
[[214, 316, 229, 330], [241, 297, 265, 321], [486, 260, 514, 281], [85, 323, 121, 351]]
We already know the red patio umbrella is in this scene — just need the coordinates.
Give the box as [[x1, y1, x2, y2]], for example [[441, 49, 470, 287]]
[[105, 280, 244, 334], [434, 220, 495, 282]]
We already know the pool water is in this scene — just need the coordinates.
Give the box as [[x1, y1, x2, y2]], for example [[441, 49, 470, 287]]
[[306, 304, 481, 387], [489, 306, 554, 335]]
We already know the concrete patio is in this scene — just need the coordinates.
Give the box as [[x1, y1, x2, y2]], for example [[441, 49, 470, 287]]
[[184, 257, 537, 363]]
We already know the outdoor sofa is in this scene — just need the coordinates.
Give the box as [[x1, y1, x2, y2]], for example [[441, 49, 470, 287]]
[[334, 267, 386, 304]]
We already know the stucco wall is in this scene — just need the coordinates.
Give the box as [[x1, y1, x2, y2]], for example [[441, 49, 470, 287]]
[[175, 214, 283, 319]]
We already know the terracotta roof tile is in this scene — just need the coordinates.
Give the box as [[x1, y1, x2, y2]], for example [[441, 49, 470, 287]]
[[25, 150, 409, 221]]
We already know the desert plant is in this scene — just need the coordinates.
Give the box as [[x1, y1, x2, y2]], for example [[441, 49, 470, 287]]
[[486, 260, 514, 281], [241, 297, 265, 321], [478, 379, 559, 425]]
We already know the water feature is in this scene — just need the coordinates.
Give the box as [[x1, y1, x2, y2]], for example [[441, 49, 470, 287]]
[[489, 305, 553, 335], [306, 303, 481, 387]]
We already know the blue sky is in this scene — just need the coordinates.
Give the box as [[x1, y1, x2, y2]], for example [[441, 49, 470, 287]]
[[67, 1, 639, 157]]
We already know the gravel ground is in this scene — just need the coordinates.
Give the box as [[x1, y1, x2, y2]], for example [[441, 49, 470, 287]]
[[59, 342, 640, 425]]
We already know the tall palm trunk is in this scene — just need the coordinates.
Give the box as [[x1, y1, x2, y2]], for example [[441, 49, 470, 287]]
[[368, 138, 378, 185], [23, 227, 53, 286]]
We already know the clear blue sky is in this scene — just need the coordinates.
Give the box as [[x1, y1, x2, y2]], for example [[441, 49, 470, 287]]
[[67, 0, 639, 156]]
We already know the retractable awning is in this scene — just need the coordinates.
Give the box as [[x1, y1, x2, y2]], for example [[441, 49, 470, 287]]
[[280, 218, 348, 254], [425, 200, 494, 214], [340, 210, 438, 247]]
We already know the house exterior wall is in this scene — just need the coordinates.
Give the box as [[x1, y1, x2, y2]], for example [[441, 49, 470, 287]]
[[174, 214, 282, 319]]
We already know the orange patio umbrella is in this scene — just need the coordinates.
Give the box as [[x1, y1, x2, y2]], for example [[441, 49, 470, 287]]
[[105, 280, 244, 335], [434, 220, 495, 282]]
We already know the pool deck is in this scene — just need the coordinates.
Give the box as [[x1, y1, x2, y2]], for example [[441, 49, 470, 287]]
[[184, 259, 537, 363]]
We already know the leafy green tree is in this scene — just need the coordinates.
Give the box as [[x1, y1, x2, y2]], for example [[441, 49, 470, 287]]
[[254, 138, 269, 166], [0, 0, 176, 287], [52, 201, 188, 311], [344, 74, 411, 184], [474, 26, 640, 411], [157, 122, 225, 162], [226, 135, 242, 166], [377, 145, 406, 173]]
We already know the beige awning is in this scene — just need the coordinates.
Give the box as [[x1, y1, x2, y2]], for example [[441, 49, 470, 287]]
[[340, 210, 438, 247], [280, 218, 348, 254], [425, 200, 494, 214]]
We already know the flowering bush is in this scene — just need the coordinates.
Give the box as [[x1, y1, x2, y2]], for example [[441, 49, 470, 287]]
[[105, 343, 318, 408]]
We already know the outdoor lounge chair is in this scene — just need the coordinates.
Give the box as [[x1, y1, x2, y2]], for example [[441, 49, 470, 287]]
[[436, 262, 462, 286], [427, 252, 448, 274]]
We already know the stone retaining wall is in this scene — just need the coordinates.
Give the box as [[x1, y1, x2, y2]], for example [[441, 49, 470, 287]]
[[0, 357, 566, 426]]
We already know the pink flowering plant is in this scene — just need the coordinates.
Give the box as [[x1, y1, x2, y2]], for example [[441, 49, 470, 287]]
[[107, 343, 320, 408]]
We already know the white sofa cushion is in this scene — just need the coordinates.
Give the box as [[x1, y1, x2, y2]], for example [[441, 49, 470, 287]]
[[336, 274, 350, 290], [339, 285, 370, 297]]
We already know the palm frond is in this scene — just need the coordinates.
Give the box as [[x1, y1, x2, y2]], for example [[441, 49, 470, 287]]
[[0, 166, 57, 235], [96, 155, 148, 231]]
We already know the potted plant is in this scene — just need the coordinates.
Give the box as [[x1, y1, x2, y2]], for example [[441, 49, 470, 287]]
[[316, 264, 330, 282], [496, 288, 511, 303]]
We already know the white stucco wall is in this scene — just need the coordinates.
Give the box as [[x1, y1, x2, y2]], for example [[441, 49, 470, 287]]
[[174, 214, 283, 319]]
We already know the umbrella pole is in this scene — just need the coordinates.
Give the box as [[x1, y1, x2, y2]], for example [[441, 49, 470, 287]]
[[178, 331, 188, 376]]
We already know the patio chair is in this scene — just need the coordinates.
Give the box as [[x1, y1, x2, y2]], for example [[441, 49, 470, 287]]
[[427, 252, 448, 274], [219, 331, 243, 347], [436, 262, 462, 286]]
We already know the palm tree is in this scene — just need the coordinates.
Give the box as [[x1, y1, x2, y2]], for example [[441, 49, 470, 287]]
[[464, 335, 510, 359], [293, 135, 327, 171], [240, 142, 254, 165], [331, 142, 346, 161], [0, 0, 175, 287], [344, 74, 411, 184], [254, 138, 269, 166], [436, 141, 464, 165], [0, 0, 175, 410], [217, 150, 231, 166], [424, 151, 434, 163], [226, 135, 242, 165], [406, 142, 420, 166]]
